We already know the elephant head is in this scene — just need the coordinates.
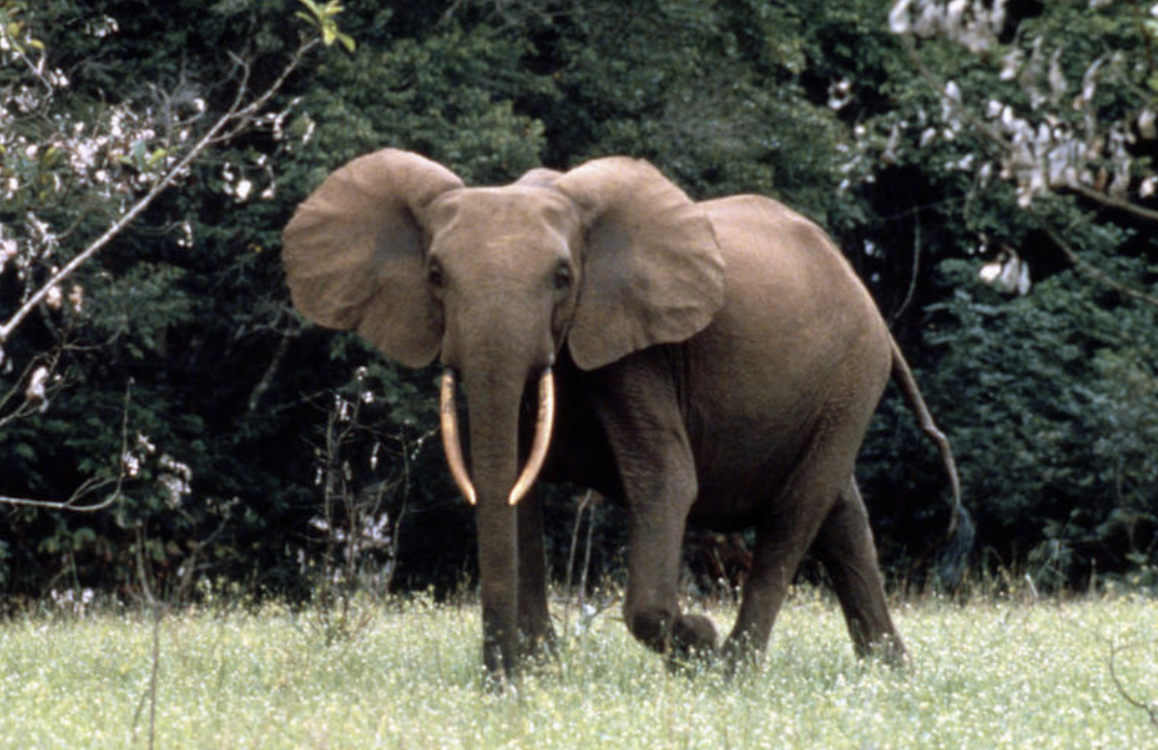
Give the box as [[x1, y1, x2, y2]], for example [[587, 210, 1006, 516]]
[[283, 148, 724, 673]]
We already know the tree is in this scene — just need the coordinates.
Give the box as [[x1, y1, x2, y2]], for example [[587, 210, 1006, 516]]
[[0, 0, 347, 592], [845, 0, 1158, 585]]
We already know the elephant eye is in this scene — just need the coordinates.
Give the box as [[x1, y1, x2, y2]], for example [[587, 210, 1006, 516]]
[[427, 262, 446, 289], [553, 264, 572, 291]]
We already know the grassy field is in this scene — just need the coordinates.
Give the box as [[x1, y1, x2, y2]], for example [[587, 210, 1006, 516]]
[[1, 588, 1156, 749]]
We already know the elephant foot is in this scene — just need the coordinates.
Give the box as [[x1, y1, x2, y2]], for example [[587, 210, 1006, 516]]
[[858, 632, 908, 668], [665, 613, 719, 674], [673, 613, 718, 656], [718, 631, 768, 677], [518, 624, 559, 664], [627, 607, 718, 661]]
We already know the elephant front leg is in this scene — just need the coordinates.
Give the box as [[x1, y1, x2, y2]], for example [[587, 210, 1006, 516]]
[[517, 490, 555, 657], [597, 356, 718, 661], [622, 492, 719, 661]]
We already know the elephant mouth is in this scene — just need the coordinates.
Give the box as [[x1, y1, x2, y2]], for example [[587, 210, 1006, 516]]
[[439, 367, 556, 506]]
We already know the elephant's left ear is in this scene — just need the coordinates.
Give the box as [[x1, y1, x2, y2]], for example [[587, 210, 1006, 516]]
[[555, 157, 725, 370]]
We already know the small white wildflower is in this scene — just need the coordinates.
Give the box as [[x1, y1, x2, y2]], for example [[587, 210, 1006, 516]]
[[177, 220, 194, 248], [136, 432, 156, 454], [234, 178, 253, 202], [45, 285, 62, 310], [888, 0, 913, 34], [25, 366, 49, 402], [158, 454, 193, 508], [999, 49, 1022, 81], [827, 78, 852, 111], [980, 249, 1031, 295], [0, 237, 17, 273], [122, 451, 141, 478], [1137, 108, 1156, 141]]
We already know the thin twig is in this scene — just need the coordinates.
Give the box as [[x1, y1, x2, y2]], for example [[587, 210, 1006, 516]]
[[1031, 211, 1158, 310], [0, 480, 118, 512], [901, 34, 1158, 311], [562, 490, 592, 636], [1109, 641, 1158, 729], [578, 497, 595, 621], [131, 525, 162, 750], [0, 36, 320, 344], [0, 380, 134, 510], [890, 210, 922, 324], [247, 323, 298, 412], [1065, 182, 1158, 224]]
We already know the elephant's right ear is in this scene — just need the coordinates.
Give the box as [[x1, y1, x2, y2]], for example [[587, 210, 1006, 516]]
[[282, 149, 463, 368]]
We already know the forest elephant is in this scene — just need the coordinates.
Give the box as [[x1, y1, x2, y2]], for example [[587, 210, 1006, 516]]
[[282, 148, 973, 678]]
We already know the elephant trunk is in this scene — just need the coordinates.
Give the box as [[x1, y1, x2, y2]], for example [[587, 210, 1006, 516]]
[[439, 359, 556, 676]]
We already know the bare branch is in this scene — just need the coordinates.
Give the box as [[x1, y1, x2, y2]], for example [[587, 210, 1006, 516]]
[[0, 36, 320, 344], [1065, 183, 1158, 225], [246, 322, 299, 412], [0, 481, 120, 512], [900, 33, 1158, 310], [0, 379, 133, 511], [1031, 211, 1158, 310], [1109, 641, 1158, 729], [890, 211, 923, 324]]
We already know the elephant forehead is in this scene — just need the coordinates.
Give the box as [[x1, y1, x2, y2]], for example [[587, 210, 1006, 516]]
[[428, 187, 581, 254]]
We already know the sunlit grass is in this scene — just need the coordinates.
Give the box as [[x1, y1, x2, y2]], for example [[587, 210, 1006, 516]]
[[1, 589, 1156, 749]]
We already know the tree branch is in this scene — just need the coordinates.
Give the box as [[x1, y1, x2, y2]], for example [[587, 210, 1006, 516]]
[[0, 379, 133, 510], [0, 36, 320, 345], [1031, 210, 1158, 310], [1064, 182, 1158, 225]]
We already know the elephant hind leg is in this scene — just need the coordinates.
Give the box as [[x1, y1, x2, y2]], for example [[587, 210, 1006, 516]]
[[812, 478, 906, 665], [721, 417, 869, 668]]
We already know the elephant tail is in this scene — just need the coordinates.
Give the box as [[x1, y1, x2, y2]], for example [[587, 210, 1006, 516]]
[[889, 336, 975, 586]]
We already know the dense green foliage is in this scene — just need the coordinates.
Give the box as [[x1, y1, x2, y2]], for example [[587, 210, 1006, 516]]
[[1, 0, 1156, 599]]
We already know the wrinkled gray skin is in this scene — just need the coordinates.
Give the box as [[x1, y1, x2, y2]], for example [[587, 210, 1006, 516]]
[[283, 149, 966, 678]]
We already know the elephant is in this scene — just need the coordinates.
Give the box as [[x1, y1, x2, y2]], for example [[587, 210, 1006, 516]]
[[282, 148, 972, 678]]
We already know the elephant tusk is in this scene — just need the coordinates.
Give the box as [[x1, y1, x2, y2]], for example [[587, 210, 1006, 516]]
[[509, 367, 555, 506], [439, 369, 477, 506]]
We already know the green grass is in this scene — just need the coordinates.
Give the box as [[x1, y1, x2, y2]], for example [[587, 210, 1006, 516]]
[[2, 589, 1156, 749]]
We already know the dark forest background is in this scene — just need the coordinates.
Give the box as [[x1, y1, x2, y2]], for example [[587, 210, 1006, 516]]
[[1, 0, 1156, 604]]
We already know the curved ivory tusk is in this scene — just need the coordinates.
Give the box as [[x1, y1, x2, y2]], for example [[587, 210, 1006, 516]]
[[509, 367, 556, 506], [439, 369, 477, 505]]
